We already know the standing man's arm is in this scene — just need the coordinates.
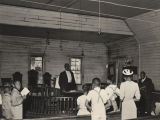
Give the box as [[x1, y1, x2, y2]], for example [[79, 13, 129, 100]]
[[147, 78, 154, 94], [59, 72, 65, 91]]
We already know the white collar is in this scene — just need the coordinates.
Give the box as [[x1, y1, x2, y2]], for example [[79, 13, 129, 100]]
[[142, 76, 146, 82], [94, 87, 100, 91]]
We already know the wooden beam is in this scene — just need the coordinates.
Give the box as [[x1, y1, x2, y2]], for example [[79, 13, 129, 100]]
[[0, 4, 133, 36]]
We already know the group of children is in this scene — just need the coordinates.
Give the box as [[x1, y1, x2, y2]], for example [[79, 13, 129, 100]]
[[0, 80, 26, 119], [77, 77, 120, 120], [76, 68, 143, 120]]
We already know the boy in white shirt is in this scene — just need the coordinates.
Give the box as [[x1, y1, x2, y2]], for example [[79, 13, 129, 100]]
[[105, 80, 120, 112], [77, 84, 90, 116], [85, 78, 111, 120]]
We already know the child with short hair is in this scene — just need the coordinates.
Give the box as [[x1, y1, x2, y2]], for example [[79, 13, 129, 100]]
[[77, 84, 90, 116], [11, 80, 26, 119], [105, 79, 120, 112], [2, 86, 12, 119], [85, 78, 111, 120]]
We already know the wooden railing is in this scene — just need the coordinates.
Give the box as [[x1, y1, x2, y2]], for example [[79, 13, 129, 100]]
[[24, 96, 77, 118], [28, 86, 61, 97], [23, 86, 79, 118]]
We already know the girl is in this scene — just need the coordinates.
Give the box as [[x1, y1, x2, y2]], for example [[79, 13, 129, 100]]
[[77, 84, 90, 116], [120, 68, 140, 120], [105, 80, 120, 112], [11, 80, 26, 119], [2, 86, 12, 119]]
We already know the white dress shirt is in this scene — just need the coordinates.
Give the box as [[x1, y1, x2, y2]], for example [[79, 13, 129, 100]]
[[141, 76, 146, 83], [66, 70, 72, 83]]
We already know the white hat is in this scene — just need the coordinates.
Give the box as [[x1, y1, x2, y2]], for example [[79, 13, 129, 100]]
[[122, 69, 133, 76]]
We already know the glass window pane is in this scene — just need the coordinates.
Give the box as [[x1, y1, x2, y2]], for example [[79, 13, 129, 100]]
[[70, 58, 81, 84]]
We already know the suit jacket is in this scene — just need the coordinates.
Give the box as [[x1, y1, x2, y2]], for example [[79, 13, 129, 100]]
[[59, 71, 77, 91], [139, 77, 154, 99]]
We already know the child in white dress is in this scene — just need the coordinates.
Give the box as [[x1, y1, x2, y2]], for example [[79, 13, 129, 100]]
[[85, 78, 111, 120], [77, 84, 90, 116], [2, 86, 12, 119], [105, 80, 120, 112], [11, 80, 26, 119], [120, 69, 140, 120], [155, 102, 160, 115]]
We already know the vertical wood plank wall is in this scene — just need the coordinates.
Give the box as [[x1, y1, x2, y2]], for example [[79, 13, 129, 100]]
[[107, 37, 139, 82], [0, 35, 108, 88], [108, 37, 139, 65], [127, 10, 160, 90]]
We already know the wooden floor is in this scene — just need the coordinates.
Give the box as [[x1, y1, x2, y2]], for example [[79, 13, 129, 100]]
[[25, 112, 121, 120], [24, 112, 160, 120]]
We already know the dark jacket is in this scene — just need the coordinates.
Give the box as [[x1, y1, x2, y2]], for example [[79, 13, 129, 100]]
[[59, 71, 77, 91], [139, 77, 154, 99]]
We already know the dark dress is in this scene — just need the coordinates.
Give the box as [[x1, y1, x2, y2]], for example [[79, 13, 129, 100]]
[[59, 71, 77, 91], [138, 77, 154, 115]]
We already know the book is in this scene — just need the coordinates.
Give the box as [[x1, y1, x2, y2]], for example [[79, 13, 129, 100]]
[[21, 87, 30, 96]]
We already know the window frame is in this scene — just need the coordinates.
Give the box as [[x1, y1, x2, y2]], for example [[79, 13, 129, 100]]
[[69, 57, 83, 85], [30, 55, 44, 72], [30, 55, 44, 85]]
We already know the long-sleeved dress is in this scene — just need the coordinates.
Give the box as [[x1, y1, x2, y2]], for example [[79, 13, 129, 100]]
[[11, 88, 23, 119], [120, 81, 140, 120], [77, 94, 90, 116], [2, 93, 12, 119]]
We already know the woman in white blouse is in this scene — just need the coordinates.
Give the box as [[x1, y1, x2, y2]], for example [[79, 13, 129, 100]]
[[120, 68, 140, 120]]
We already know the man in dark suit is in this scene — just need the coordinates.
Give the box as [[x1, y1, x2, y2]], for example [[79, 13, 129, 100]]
[[139, 71, 154, 116], [59, 63, 77, 91]]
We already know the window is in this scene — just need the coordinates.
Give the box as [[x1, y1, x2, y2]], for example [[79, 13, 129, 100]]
[[30, 56, 43, 84], [70, 58, 82, 84]]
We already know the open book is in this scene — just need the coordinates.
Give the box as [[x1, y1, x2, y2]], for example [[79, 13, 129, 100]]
[[21, 87, 30, 96]]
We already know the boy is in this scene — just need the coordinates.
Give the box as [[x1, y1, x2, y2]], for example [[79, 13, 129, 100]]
[[77, 84, 90, 116], [85, 78, 111, 120], [105, 79, 120, 112], [2, 86, 12, 119]]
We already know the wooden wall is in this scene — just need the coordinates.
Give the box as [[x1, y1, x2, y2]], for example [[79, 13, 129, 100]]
[[0, 4, 132, 36], [107, 37, 139, 82], [0, 35, 108, 88], [108, 37, 139, 64], [127, 10, 160, 90]]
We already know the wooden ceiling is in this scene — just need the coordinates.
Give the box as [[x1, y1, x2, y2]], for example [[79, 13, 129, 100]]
[[0, 0, 160, 18]]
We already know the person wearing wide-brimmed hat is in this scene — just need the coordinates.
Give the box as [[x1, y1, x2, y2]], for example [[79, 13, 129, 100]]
[[120, 68, 140, 120]]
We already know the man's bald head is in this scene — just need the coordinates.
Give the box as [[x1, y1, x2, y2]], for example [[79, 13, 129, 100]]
[[64, 63, 70, 71]]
